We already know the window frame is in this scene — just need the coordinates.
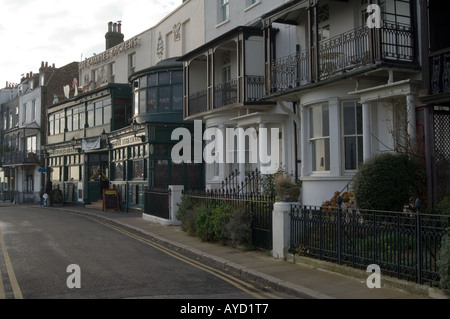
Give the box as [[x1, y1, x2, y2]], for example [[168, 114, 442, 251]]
[[309, 103, 330, 173], [341, 101, 363, 171]]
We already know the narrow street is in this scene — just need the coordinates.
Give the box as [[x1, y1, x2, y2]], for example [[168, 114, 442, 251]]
[[0, 205, 293, 300]]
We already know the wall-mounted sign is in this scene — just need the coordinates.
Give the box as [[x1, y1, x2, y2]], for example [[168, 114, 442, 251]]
[[79, 37, 139, 70]]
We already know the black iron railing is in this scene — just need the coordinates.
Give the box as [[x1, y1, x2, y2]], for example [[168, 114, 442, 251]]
[[2, 150, 45, 165], [245, 75, 265, 102], [270, 22, 416, 93], [214, 78, 238, 109], [187, 89, 208, 116], [290, 203, 449, 285], [183, 189, 274, 250]]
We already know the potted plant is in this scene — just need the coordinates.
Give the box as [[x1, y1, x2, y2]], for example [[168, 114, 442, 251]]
[[274, 173, 301, 202]]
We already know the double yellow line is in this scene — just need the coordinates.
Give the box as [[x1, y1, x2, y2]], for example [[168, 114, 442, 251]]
[[89, 216, 280, 299], [0, 228, 23, 299]]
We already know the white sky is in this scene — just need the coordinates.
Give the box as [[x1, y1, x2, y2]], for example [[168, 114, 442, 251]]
[[0, 0, 183, 88]]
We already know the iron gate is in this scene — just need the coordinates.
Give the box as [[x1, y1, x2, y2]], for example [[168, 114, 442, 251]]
[[144, 188, 170, 219]]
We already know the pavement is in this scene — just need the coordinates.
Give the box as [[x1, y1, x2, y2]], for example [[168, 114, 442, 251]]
[[3, 202, 449, 299]]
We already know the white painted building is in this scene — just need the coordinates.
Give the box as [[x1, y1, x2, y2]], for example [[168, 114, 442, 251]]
[[262, 0, 421, 206], [79, 0, 205, 93], [181, 0, 294, 190]]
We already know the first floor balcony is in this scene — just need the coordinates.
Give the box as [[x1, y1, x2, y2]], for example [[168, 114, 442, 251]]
[[2, 150, 45, 166], [267, 22, 417, 95], [186, 75, 266, 118]]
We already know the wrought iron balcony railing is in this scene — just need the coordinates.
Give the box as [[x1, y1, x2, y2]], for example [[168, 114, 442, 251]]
[[214, 78, 238, 109], [269, 22, 416, 93], [187, 75, 266, 117], [2, 150, 45, 166]]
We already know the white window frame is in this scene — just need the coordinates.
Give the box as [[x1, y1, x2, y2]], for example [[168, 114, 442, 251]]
[[219, 0, 230, 23], [341, 101, 363, 171], [309, 103, 330, 173]]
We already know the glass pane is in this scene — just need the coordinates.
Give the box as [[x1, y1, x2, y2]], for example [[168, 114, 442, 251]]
[[67, 115, 72, 131], [87, 109, 94, 127], [69, 166, 80, 181], [343, 103, 355, 135], [139, 76, 147, 89], [322, 104, 329, 136], [104, 105, 111, 124], [358, 136, 364, 166], [357, 104, 363, 135], [312, 138, 330, 171], [95, 108, 103, 126], [79, 111, 85, 129], [139, 89, 147, 114], [172, 71, 183, 84], [344, 136, 357, 170], [114, 162, 124, 180], [159, 86, 171, 110], [73, 114, 79, 130], [310, 107, 322, 138], [133, 160, 144, 179], [148, 73, 158, 86], [159, 72, 170, 85], [147, 88, 157, 112], [173, 84, 183, 110], [134, 92, 139, 116]]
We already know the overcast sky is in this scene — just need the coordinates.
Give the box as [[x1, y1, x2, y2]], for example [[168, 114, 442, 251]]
[[0, 0, 183, 88]]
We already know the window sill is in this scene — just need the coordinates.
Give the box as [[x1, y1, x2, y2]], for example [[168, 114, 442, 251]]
[[216, 19, 230, 29], [244, 1, 261, 12]]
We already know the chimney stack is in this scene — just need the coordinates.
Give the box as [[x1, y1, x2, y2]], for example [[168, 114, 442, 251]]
[[105, 21, 124, 50]]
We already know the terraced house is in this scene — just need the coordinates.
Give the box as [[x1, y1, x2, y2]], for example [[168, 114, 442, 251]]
[[261, 0, 421, 206], [0, 62, 78, 204]]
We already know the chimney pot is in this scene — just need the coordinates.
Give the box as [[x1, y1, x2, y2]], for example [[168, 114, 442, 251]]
[[45, 62, 48, 67], [118, 22, 122, 34], [108, 21, 113, 32], [113, 23, 117, 32]]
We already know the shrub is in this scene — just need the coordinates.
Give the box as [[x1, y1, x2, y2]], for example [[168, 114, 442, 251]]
[[196, 204, 233, 243], [435, 197, 450, 216], [353, 153, 420, 211], [176, 195, 198, 235], [223, 207, 253, 249], [437, 227, 450, 294]]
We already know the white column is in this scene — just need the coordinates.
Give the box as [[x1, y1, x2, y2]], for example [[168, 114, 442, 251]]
[[300, 105, 308, 176], [272, 202, 292, 260], [218, 124, 225, 179], [362, 102, 372, 162], [406, 94, 416, 149], [259, 122, 267, 171], [169, 185, 184, 225], [238, 126, 245, 185]]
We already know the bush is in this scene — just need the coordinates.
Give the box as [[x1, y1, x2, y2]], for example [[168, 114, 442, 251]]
[[435, 197, 450, 216], [176, 195, 198, 235], [223, 207, 253, 249], [437, 227, 450, 294], [196, 204, 233, 243], [353, 153, 420, 211]]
